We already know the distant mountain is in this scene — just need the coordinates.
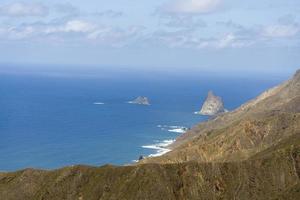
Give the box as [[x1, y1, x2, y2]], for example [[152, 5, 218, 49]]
[[0, 70, 299, 200]]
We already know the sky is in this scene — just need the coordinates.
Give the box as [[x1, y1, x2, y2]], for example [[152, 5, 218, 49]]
[[0, 0, 299, 74]]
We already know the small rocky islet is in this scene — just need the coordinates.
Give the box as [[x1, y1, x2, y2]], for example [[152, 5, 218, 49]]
[[195, 90, 226, 116], [128, 96, 150, 105]]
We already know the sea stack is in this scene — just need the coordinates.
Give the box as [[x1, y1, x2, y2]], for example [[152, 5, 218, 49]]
[[128, 96, 150, 105], [197, 91, 225, 116]]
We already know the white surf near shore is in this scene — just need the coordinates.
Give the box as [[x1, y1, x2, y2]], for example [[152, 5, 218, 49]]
[[168, 128, 186, 133], [142, 139, 175, 157], [135, 125, 187, 162], [157, 125, 188, 134]]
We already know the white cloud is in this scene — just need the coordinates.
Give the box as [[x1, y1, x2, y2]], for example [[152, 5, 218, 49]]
[[87, 25, 145, 47], [216, 33, 235, 48], [0, 20, 99, 40], [63, 20, 96, 33], [162, 15, 207, 29], [0, 19, 145, 48], [163, 0, 222, 14], [151, 30, 254, 49], [262, 24, 299, 38], [0, 2, 48, 17], [0, 25, 36, 40], [197, 33, 254, 49], [44, 20, 97, 34]]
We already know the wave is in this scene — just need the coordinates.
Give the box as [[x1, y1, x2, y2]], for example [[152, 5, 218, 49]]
[[168, 128, 186, 133], [93, 102, 105, 105], [157, 125, 188, 134], [142, 139, 175, 157], [138, 125, 188, 160]]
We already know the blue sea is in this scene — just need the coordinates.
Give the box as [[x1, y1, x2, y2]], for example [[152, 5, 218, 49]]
[[0, 69, 286, 171]]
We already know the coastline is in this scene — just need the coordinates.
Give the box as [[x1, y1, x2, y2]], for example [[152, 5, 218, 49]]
[[142, 139, 175, 157], [137, 125, 189, 161]]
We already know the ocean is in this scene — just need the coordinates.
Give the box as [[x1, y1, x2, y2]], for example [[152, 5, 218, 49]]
[[0, 69, 285, 171]]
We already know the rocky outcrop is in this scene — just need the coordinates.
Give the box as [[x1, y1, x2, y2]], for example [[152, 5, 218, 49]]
[[197, 91, 225, 116], [128, 96, 150, 105]]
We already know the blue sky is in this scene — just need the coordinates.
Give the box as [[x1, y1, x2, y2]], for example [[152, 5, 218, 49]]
[[0, 0, 299, 73]]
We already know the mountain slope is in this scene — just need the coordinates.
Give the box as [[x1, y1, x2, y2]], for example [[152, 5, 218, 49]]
[[140, 70, 300, 164]]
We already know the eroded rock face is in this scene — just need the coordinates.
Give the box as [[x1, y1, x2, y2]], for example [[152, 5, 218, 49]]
[[128, 96, 150, 105], [198, 91, 225, 116]]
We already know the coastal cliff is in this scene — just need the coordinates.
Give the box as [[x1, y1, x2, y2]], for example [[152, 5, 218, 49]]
[[0, 70, 300, 200], [197, 91, 225, 116]]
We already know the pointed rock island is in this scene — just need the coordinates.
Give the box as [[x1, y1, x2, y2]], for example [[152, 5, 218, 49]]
[[128, 96, 150, 105], [196, 91, 226, 116]]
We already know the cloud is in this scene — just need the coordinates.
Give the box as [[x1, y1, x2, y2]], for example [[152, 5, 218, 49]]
[[0, 25, 36, 40], [216, 20, 245, 30], [150, 29, 191, 48], [262, 24, 299, 38], [162, 0, 222, 14], [0, 2, 48, 17], [0, 19, 145, 47], [95, 10, 124, 18], [87, 25, 145, 47], [215, 33, 235, 48], [150, 29, 253, 49], [162, 15, 207, 29], [216, 17, 300, 43], [212, 33, 254, 48], [45, 20, 97, 34], [261, 15, 299, 38], [0, 20, 99, 40]]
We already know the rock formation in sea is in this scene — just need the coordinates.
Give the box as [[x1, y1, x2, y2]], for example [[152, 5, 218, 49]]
[[197, 91, 225, 116], [1, 70, 300, 200], [128, 96, 150, 105]]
